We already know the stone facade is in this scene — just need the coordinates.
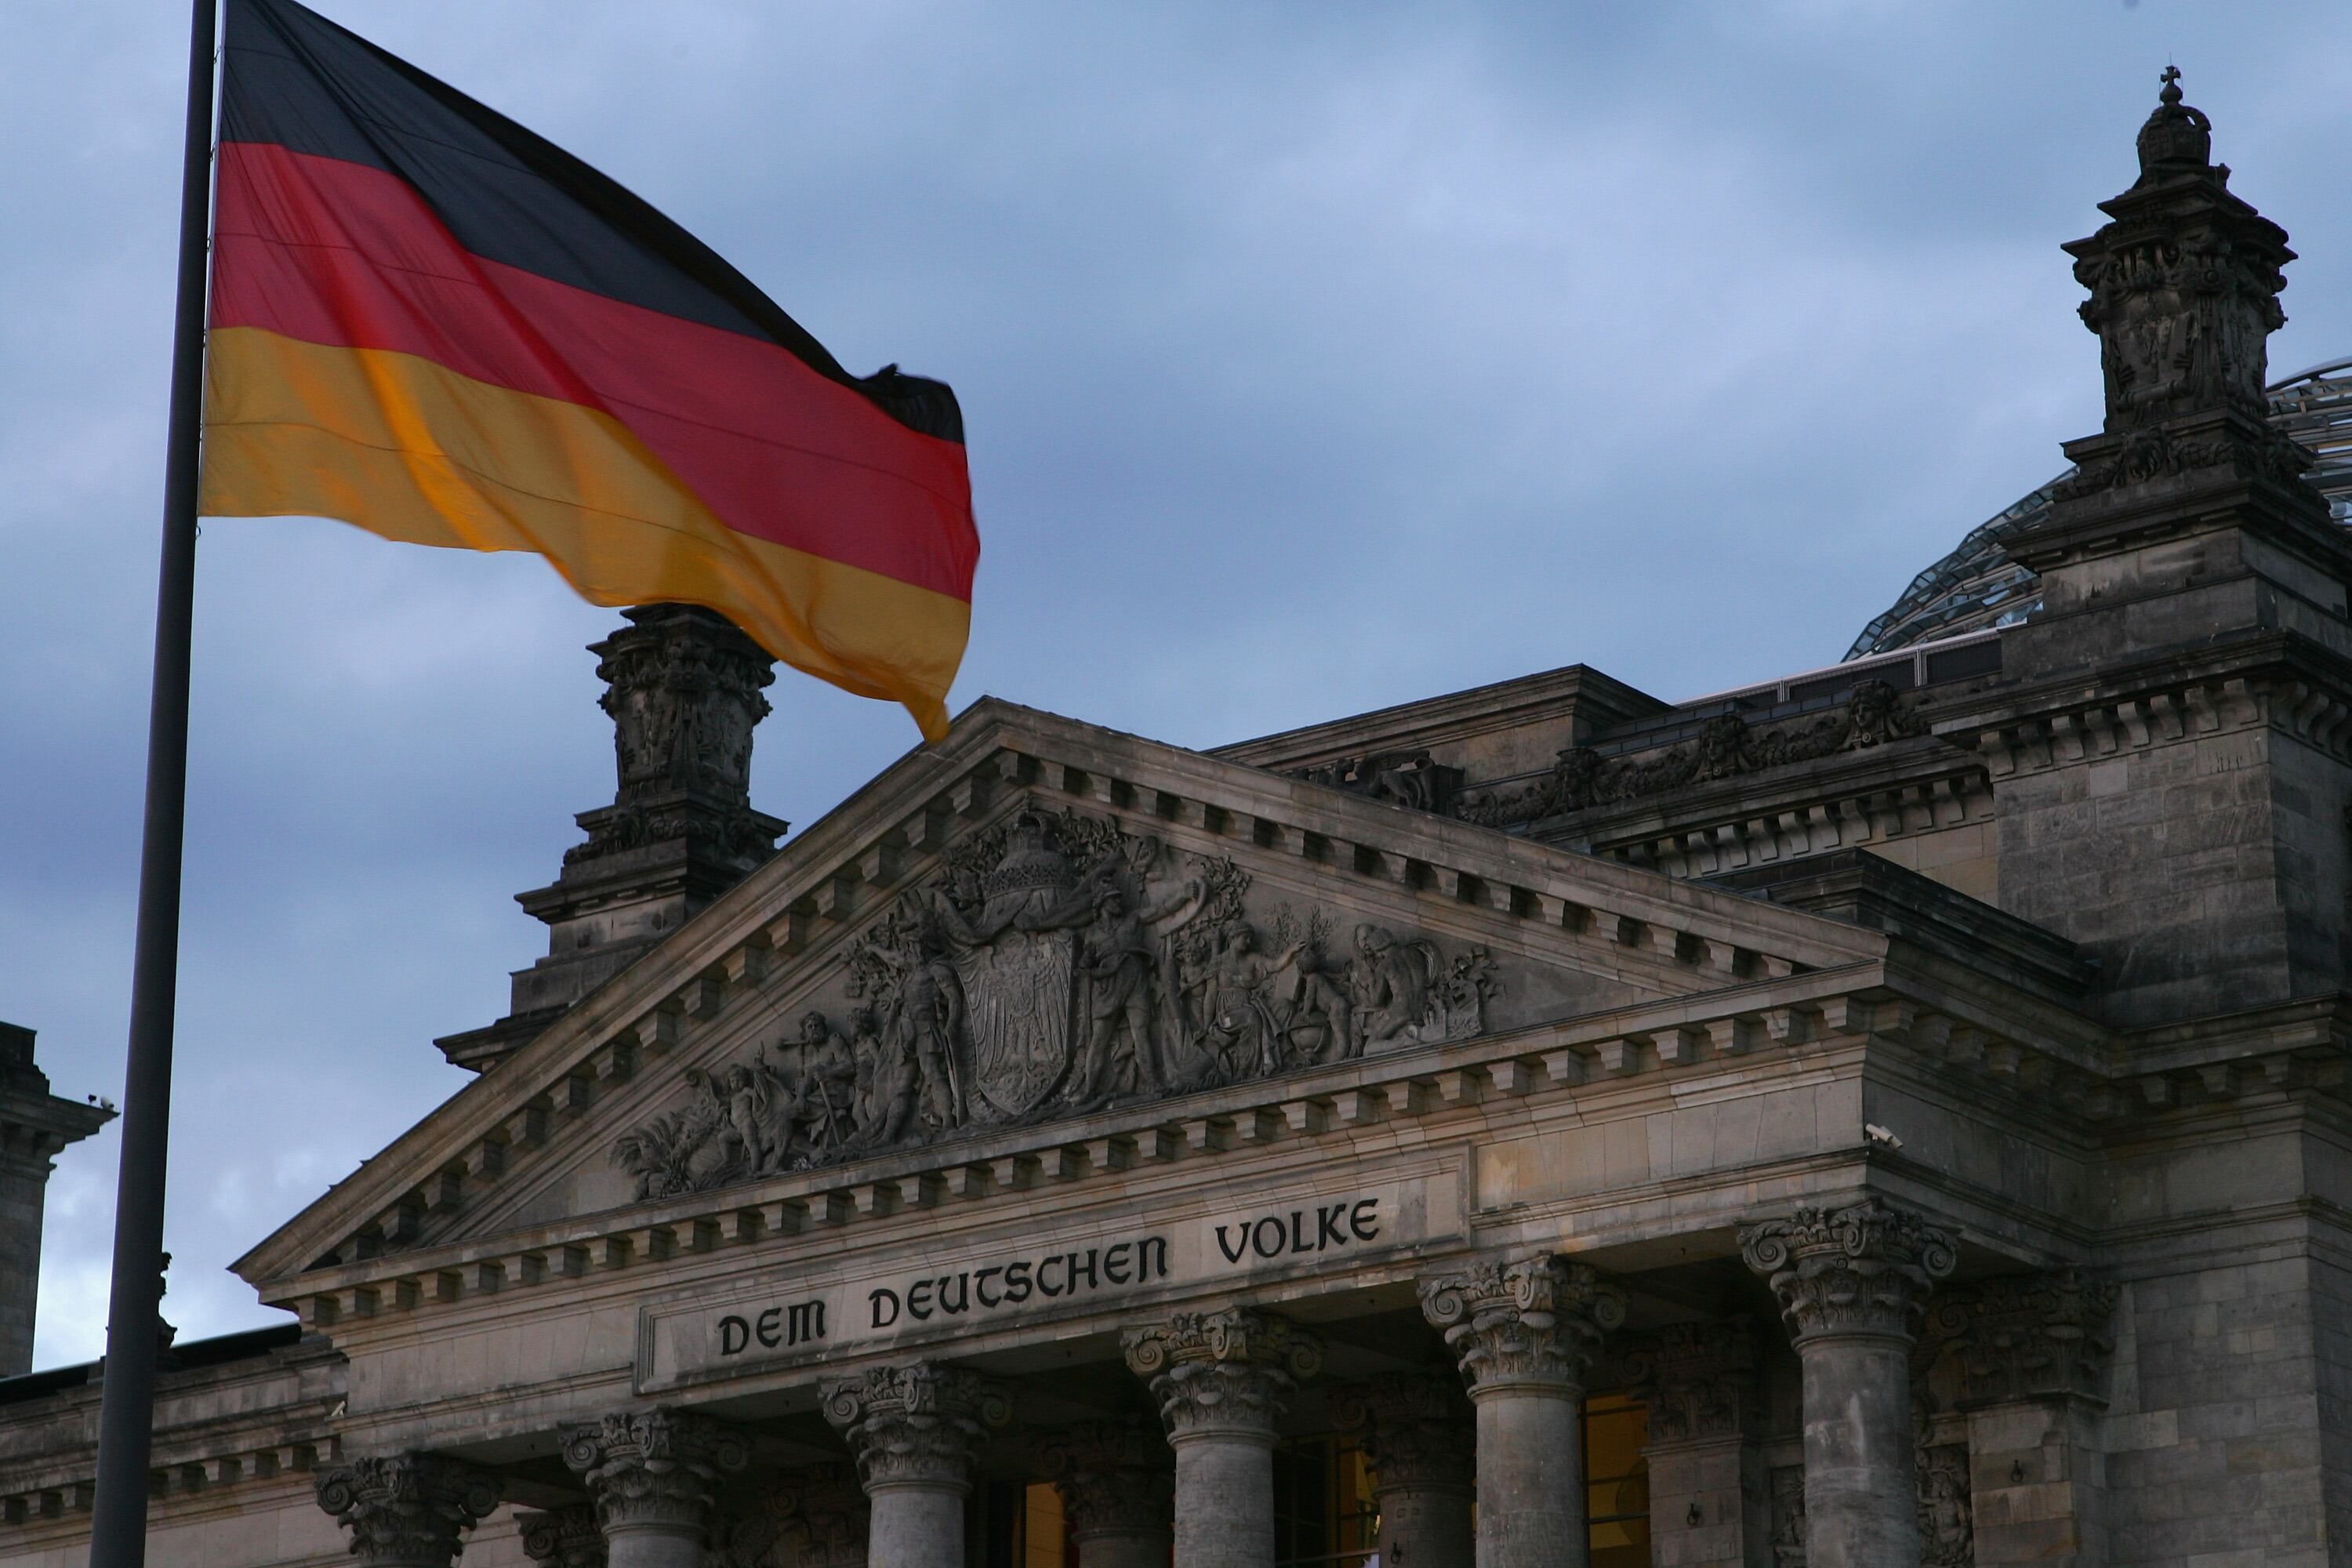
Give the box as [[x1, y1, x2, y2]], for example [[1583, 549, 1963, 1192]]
[[5, 71, 2352, 1568]]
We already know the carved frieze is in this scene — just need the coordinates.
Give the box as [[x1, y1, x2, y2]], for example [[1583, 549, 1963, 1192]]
[[1417, 1256, 1624, 1397], [821, 1362, 1011, 1490], [561, 1408, 747, 1534], [314, 1454, 501, 1567], [615, 803, 1501, 1200], [1457, 681, 1920, 829], [1123, 1307, 1324, 1440], [1740, 1201, 1958, 1345], [1034, 1417, 1175, 1541], [1327, 1370, 1475, 1495]]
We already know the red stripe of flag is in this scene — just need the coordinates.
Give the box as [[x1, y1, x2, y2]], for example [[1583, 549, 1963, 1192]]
[[211, 140, 977, 601]]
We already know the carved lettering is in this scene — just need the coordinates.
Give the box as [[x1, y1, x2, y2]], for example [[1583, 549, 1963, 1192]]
[[870, 1288, 900, 1329], [718, 1315, 750, 1356], [756, 1306, 782, 1348]]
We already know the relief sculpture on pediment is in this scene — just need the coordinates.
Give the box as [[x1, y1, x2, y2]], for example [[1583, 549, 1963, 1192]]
[[614, 804, 1499, 1200]]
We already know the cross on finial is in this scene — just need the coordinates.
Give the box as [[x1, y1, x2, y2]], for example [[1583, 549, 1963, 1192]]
[[2160, 64, 2183, 103]]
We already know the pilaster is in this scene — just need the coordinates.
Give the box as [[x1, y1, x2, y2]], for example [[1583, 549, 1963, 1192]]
[[769, 1461, 873, 1568], [1933, 1270, 2117, 1567], [1328, 1371, 1474, 1568], [314, 1453, 501, 1568], [1622, 1321, 1768, 1568]]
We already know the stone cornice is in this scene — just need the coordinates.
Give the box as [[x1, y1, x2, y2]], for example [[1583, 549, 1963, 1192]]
[[235, 700, 1894, 1293], [1212, 664, 1666, 771], [1934, 628, 2352, 774], [253, 954, 2270, 1337]]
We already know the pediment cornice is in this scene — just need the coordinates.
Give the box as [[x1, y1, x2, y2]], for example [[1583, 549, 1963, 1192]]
[[233, 698, 1897, 1292]]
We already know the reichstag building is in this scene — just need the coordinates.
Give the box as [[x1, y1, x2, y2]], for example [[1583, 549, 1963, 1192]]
[[2, 74, 2343, 1568]]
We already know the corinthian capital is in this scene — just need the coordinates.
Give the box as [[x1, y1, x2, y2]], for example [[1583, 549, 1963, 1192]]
[[561, 1407, 749, 1535], [1327, 1371, 1474, 1495], [1617, 1320, 1759, 1445], [1930, 1268, 2118, 1408], [1121, 1308, 1324, 1441], [768, 1462, 872, 1568], [821, 1362, 1012, 1491], [517, 1504, 606, 1568], [1035, 1417, 1174, 1541], [314, 1453, 501, 1566], [1739, 1200, 1958, 1345], [1417, 1256, 1624, 1398]]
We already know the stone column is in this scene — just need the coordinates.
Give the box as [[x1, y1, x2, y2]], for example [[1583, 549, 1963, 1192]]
[[1740, 1200, 1958, 1568], [1037, 1417, 1177, 1568], [314, 1454, 502, 1568], [1123, 1307, 1324, 1568], [1934, 1269, 2116, 1567], [562, 1407, 749, 1568], [1621, 1322, 1766, 1568], [519, 1504, 608, 1568], [1418, 1256, 1624, 1568], [770, 1461, 873, 1568], [1328, 1371, 1475, 1568], [823, 1361, 1011, 1568]]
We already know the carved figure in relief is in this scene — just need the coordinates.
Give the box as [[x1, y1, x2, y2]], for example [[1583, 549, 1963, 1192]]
[[866, 918, 967, 1131], [1072, 884, 1163, 1105], [613, 802, 1504, 1198], [1350, 924, 1436, 1048], [788, 1011, 858, 1155]]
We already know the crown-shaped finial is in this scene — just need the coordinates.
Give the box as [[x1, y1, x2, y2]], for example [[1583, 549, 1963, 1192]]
[[2136, 64, 2211, 179]]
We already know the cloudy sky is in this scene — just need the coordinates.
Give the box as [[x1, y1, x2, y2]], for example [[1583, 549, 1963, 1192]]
[[9, 0, 2352, 1366]]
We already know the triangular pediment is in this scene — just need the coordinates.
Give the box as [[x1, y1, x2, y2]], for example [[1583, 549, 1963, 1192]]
[[235, 698, 1890, 1290]]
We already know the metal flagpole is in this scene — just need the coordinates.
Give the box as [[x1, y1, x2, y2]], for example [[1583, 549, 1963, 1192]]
[[89, 0, 220, 1562]]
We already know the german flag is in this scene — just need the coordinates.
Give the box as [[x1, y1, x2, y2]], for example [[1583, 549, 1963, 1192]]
[[201, 0, 978, 739]]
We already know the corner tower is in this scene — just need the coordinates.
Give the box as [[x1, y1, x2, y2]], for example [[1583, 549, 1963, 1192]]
[[1958, 71, 2352, 1022], [437, 606, 786, 1071], [0, 1022, 112, 1377]]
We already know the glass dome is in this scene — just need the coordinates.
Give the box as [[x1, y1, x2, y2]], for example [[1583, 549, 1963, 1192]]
[[1845, 359, 2352, 659]]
